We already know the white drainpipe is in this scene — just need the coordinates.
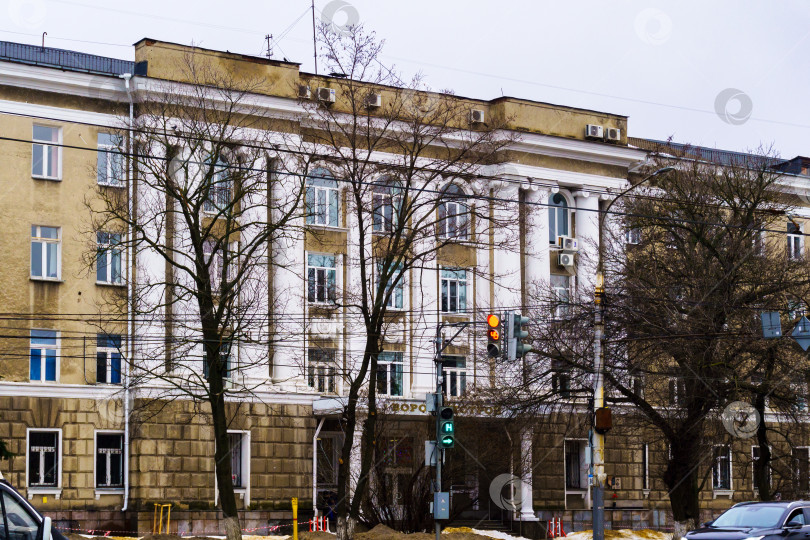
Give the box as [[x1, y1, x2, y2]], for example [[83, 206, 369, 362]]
[[119, 72, 134, 513], [312, 417, 325, 517]]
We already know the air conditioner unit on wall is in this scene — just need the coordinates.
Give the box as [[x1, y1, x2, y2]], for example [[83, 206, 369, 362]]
[[316, 87, 336, 103], [585, 124, 604, 139], [558, 252, 575, 268], [298, 85, 312, 99], [605, 127, 621, 142], [366, 93, 382, 108], [558, 236, 579, 252], [470, 109, 486, 124]]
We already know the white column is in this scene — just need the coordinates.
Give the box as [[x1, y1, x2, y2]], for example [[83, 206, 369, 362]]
[[574, 190, 600, 295], [524, 187, 551, 299], [494, 184, 522, 309], [519, 427, 538, 521]]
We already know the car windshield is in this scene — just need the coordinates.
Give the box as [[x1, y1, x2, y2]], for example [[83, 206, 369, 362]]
[[711, 506, 786, 529]]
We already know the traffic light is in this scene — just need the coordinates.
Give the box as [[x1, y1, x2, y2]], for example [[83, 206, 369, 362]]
[[438, 406, 455, 448], [487, 314, 502, 358], [507, 312, 532, 360]]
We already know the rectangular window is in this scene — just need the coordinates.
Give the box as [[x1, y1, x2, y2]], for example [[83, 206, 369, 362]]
[[97, 334, 122, 385], [794, 448, 809, 492], [203, 341, 232, 380], [438, 200, 468, 240], [203, 160, 232, 213], [564, 440, 582, 489], [440, 268, 467, 314], [306, 180, 339, 227], [97, 133, 124, 186], [788, 222, 803, 260], [625, 227, 641, 245], [713, 445, 731, 490], [307, 254, 337, 304], [96, 232, 123, 285], [95, 433, 123, 488], [28, 431, 59, 487], [552, 358, 571, 399], [31, 226, 60, 280], [229, 432, 245, 488], [32, 125, 60, 179], [204, 240, 237, 294], [642, 443, 650, 490], [377, 262, 404, 310], [440, 356, 467, 397], [308, 348, 337, 393], [550, 274, 571, 318], [30, 330, 57, 382], [377, 351, 403, 396], [670, 377, 687, 405]]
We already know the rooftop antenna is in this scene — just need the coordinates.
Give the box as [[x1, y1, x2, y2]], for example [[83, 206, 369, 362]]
[[264, 34, 273, 59], [41, 31, 47, 49], [311, 0, 318, 74]]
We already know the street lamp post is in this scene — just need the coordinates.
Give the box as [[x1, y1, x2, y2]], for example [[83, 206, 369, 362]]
[[592, 166, 674, 540]]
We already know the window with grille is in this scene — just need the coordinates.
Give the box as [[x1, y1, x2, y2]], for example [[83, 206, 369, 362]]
[[28, 431, 58, 487], [229, 432, 245, 488], [96, 433, 123, 488], [564, 440, 582, 489], [308, 348, 337, 393]]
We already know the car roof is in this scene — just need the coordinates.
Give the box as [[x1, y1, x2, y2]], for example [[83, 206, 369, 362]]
[[731, 501, 810, 509]]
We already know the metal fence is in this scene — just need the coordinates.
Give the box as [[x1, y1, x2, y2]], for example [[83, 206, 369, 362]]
[[0, 41, 134, 76]]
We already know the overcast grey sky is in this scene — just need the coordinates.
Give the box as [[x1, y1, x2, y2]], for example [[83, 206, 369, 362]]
[[4, 0, 809, 158]]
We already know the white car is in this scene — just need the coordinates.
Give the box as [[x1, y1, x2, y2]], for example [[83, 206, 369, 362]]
[[0, 471, 62, 540]]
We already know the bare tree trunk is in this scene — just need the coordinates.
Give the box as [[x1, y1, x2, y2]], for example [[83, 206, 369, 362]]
[[350, 338, 381, 520], [754, 347, 776, 501], [665, 442, 701, 540], [336, 374, 363, 540]]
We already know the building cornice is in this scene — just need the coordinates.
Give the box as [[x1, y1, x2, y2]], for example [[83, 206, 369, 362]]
[[507, 132, 648, 168]]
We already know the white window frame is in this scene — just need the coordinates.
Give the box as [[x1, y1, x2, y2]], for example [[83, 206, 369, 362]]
[[96, 232, 124, 285], [94, 430, 125, 494], [25, 428, 62, 499], [204, 240, 238, 294], [625, 227, 641, 245], [548, 191, 571, 245], [203, 158, 232, 214], [97, 132, 124, 187], [712, 444, 733, 495], [377, 352, 404, 397], [306, 168, 340, 228], [96, 334, 122, 385], [372, 179, 402, 234], [29, 329, 58, 383], [550, 274, 572, 319], [788, 222, 804, 260], [307, 253, 337, 305], [32, 125, 61, 180], [30, 225, 61, 281], [438, 185, 469, 240], [440, 268, 467, 314], [214, 430, 251, 504], [377, 262, 404, 311], [440, 355, 467, 397], [308, 347, 338, 394]]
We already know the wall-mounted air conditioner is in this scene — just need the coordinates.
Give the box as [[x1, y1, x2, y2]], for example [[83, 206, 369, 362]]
[[316, 87, 336, 103], [470, 109, 486, 124], [585, 124, 604, 139], [558, 252, 575, 268], [558, 236, 579, 252], [366, 93, 382, 108], [605, 127, 621, 142], [298, 85, 312, 99]]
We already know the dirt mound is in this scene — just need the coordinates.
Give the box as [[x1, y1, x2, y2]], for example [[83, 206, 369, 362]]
[[300, 532, 336, 540], [356, 524, 433, 540]]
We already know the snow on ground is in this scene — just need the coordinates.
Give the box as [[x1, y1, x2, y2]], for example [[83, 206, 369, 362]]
[[470, 528, 531, 540]]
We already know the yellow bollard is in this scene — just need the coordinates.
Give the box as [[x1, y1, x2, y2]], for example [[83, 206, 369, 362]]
[[292, 497, 298, 540], [153, 503, 172, 534]]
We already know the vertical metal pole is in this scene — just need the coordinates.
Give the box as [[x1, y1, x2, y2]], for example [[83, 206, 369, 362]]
[[593, 315, 605, 540], [435, 325, 443, 540], [311, 0, 318, 75]]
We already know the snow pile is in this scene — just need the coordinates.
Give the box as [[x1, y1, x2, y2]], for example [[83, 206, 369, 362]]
[[470, 529, 531, 540]]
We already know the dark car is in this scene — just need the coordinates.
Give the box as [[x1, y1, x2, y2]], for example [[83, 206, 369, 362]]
[[0, 471, 67, 540], [686, 501, 810, 540]]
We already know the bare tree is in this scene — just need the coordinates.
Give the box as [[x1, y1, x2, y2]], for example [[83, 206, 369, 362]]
[[87, 50, 304, 540], [518, 146, 810, 536], [286, 23, 518, 539]]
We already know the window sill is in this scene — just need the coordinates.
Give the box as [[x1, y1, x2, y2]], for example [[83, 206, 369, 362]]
[[96, 281, 126, 287], [98, 182, 125, 189], [95, 488, 124, 499], [29, 379, 59, 384], [30, 277, 63, 283], [27, 488, 61, 500], [712, 489, 734, 499], [32, 175, 62, 182], [308, 224, 348, 232]]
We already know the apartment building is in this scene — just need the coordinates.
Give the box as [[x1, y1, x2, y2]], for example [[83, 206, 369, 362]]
[[1, 38, 809, 535]]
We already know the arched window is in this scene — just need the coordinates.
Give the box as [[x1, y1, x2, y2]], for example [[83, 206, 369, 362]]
[[306, 168, 340, 227], [203, 157, 232, 213], [548, 192, 570, 244], [372, 177, 402, 233], [438, 184, 468, 240]]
